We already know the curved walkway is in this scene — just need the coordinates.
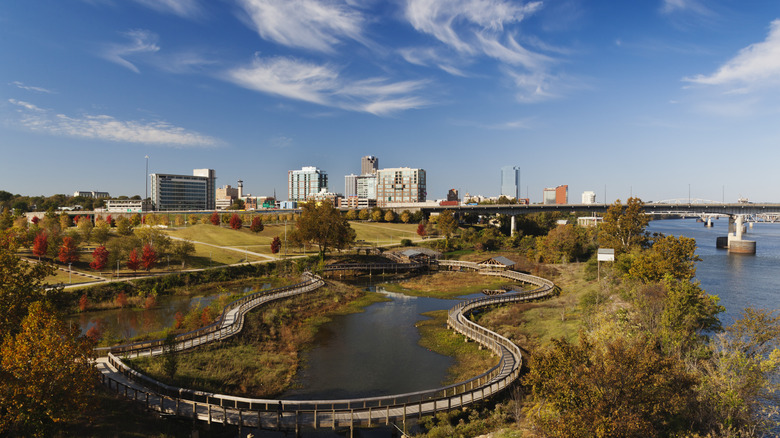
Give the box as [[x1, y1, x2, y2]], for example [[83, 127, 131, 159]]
[[97, 262, 555, 432]]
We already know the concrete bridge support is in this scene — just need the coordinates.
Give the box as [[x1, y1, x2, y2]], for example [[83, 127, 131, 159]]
[[718, 214, 756, 254], [510, 215, 516, 237]]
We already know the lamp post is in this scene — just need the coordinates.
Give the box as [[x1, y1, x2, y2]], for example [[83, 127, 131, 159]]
[[68, 263, 72, 284], [145, 155, 149, 202]]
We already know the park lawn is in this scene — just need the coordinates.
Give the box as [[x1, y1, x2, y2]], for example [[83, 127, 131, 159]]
[[349, 222, 421, 246], [164, 223, 275, 246], [43, 266, 98, 285]]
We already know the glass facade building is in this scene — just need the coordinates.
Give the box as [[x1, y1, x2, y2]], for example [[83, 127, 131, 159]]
[[151, 169, 216, 211], [288, 166, 328, 201], [500, 166, 520, 199]]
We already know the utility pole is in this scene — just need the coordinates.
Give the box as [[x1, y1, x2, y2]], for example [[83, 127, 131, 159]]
[[145, 155, 149, 202]]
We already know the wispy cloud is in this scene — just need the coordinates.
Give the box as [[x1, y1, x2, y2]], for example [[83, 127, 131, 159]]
[[683, 19, 780, 90], [270, 135, 293, 148], [133, 0, 203, 18], [10, 81, 55, 94], [236, 0, 365, 52], [661, 0, 712, 16], [102, 29, 160, 73], [8, 99, 219, 147], [226, 55, 428, 115]]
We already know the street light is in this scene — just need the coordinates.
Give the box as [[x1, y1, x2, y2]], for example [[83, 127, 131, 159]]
[[145, 155, 149, 202], [68, 263, 72, 284]]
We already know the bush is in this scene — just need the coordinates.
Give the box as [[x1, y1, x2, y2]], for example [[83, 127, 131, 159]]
[[400, 239, 413, 247]]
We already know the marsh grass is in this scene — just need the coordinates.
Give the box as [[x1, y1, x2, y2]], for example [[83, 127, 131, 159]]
[[381, 271, 512, 299]]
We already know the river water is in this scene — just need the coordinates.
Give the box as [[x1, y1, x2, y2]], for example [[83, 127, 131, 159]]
[[647, 218, 780, 326]]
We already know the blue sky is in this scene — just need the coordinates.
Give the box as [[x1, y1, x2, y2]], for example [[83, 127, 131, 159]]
[[3, 0, 780, 203]]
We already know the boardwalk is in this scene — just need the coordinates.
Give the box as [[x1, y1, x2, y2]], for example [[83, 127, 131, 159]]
[[97, 263, 555, 433]]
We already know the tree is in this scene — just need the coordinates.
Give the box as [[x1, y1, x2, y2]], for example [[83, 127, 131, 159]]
[[229, 213, 243, 230], [141, 243, 158, 271], [371, 208, 384, 222], [76, 216, 93, 244], [599, 197, 649, 254], [629, 235, 700, 283], [126, 248, 140, 274], [188, 214, 199, 225], [210, 211, 220, 226], [89, 245, 109, 271], [92, 220, 111, 245], [400, 210, 411, 223], [115, 216, 133, 236], [358, 209, 370, 221], [345, 209, 357, 220], [384, 210, 396, 223], [0, 301, 97, 437], [58, 213, 71, 230], [290, 202, 356, 257], [417, 222, 427, 238], [171, 240, 195, 268], [534, 224, 590, 263], [250, 216, 264, 234], [437, 210, 458, 239], [523, 333, 697, 438], [270, 236, 282, 255], [58, 236, 79, 264], [659, 278, 723, 356], [229, 199, 245, 210], [0, 232, 58, 337], [32, 232, 48, 260]]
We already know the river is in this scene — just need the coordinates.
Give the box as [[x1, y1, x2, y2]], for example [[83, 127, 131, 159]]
[[647, 218, 780, 325]]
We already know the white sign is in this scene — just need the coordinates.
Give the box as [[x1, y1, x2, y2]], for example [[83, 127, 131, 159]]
[[597, 248, 615, 262]]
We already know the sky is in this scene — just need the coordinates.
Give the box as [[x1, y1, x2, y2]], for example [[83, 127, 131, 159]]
[[3, 0, 780, 204]]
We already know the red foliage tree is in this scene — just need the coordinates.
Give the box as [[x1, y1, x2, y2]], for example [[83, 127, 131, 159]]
[[416, 222, 427, 238], [32, 231, 48, 259], [89, 245, 108, 271], [143, 295, 156, 310], [58, 236, 80, 264], [200, 307, 215, 326], [210, 211, 220, 226], [31, 216, 39, 225], [250, 216, 264, 233], [116, 291, 128, 308], [127, 248, 141, 274], [78, 294, 89, 312], [270, 236, 282, 254], [85, 325, 102, 342], [174, 311, 184, 329], [105, 215, 113, 226], [141, 243, 157, 271], [229, 213, 243, 230]]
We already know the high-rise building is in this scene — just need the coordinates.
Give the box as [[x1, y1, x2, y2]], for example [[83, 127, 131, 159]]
[[543, 187, 556, 205], [288, 166, 328, 201], [345, 174, 358, 198], [556, 185, 568, 204], [582, 191, 596, 204], [361, 156, 379, 175], [151, 169, 216, 211], [357, 174, 377, 200], [376, 167, 426, 206], [500, 166, 520, 199]]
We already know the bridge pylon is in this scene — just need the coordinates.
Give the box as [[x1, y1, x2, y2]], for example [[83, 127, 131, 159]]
[[717, 214, 756, 254]]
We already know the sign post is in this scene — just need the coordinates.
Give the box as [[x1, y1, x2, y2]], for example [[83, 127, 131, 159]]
[[597, 248, 615, 283]]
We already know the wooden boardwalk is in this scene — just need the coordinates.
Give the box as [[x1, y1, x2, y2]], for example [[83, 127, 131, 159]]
[[97, 264, 555, 433]]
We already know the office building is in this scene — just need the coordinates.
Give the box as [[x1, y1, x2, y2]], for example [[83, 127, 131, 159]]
[[376, 167, 426, 206], [582, 191, 596, 204], [357, 174, 377, 200], [544, 185, 568, 205], [150, 169, 216, 211], [361, 156, 379, 175], [288, 166, 328, 201], [345, 174, 358, 198], [73, 190, 110, 199], [500, 166, 520, 199]]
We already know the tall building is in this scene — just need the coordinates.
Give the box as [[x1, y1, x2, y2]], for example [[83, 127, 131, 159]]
[[361, 156, 379, 175], [556, 185, 568, 204], [344, 174, 358, 198], [151, 169, 216, 211], [357, 174, 377, 199], [543, 187, 556, 205], [582, 191, 596, 204], [376, 167, 426, 206], [500, 166, 520, 199], [288, 166, 328, 201]]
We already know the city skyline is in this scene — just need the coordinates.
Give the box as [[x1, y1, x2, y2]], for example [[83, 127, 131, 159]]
[[3, 1, 780, 203]]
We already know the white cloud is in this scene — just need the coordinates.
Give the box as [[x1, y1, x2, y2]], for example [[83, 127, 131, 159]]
[[504, 69, 557, 103], [133, 0, 202, 18], [102, 29, 160, 73], [8, 99, 219, 147], [226, 55, 428, 115], [10, 81, 55, 94], [236, 0, 365, 52], [661, 0, 711, 16], [683, 19, 780, 90]]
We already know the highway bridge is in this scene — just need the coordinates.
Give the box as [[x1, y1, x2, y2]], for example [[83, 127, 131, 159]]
[[416, 202, 780, 217], [96, 265, 555, 435]]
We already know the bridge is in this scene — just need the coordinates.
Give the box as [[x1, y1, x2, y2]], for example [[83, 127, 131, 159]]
[[96, 264, 555, 435]]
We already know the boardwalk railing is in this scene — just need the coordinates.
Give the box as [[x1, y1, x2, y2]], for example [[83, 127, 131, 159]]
[[100, 264, 555, 431]]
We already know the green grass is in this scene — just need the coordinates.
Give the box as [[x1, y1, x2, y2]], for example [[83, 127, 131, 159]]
[[381, 271, 515, 299], [349, 221, 422, 246]]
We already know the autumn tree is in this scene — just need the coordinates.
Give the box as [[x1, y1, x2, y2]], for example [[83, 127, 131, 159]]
[[400, 210, 411, 223], [598, 197, 649, 254], [384, 210, 396, 223], [629, 234, 700, 283], [115, 216, 133, 236], [437, 210, 458, 239], [0, 301, 98, 437], [89, 245, 109, 271], [76, 216, 93, 244], [141, 243, 158, 271], [210, 211, 220, 226], [171, 240, 195, 268], [358, 209, 370, 221], [289, 202, 356, 257], [371, 208, 384, 222], [417, 222, 427, 238], [229, 213, 243, 230], [126, 248, 141, 274], [58, 236, 79, 264], [345, 209, 357, 220], [534, 224, 591, 263], [270, 236, 282, 255], [250, 216, 264, 233], [32, 231, 48, 260], [92, 220, 110, 245]]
